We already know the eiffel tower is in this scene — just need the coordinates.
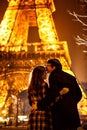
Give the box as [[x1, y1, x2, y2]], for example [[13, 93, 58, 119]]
[[0, 0, 84, 120]]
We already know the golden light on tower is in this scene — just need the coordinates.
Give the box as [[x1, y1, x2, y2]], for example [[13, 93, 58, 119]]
[[0, 0, 87, 121], [0, 0, 58, 52]]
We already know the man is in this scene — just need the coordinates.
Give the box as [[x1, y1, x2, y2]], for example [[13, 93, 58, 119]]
[[37, 59, 82, 130]]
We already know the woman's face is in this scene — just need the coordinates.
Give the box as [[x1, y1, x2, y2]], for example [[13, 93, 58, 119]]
[[42, 71, 47, 79]]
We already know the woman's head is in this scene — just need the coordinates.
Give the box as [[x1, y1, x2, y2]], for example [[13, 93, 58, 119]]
[[32, 66, 46, 81], [28, 66, 46, 92]]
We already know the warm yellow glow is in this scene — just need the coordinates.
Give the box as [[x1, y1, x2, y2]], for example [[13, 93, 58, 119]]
[[0, 117, 3, 121], [2, 110, 7, 114], [78, 86, 87, 116], [0, 0, 86, 118], [18, 115, 28, 121], [36, 8, 58, 43]]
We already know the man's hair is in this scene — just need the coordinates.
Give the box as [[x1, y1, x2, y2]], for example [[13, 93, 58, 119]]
[[47, 59, 62, 70]]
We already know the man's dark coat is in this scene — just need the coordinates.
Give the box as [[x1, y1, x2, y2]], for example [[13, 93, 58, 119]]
[[38, 69, 82, 130]]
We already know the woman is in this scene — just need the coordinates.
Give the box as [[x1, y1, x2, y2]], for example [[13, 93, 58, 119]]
[[27, 66, 53, 130]]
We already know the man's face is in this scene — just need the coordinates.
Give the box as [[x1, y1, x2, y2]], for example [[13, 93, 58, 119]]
[[46, 63, 55, 73]]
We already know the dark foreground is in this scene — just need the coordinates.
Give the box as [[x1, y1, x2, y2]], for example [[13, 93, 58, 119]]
[[0, 127, 27, 130], [0, 124, 87, 130], [0, 115, 87, 130]]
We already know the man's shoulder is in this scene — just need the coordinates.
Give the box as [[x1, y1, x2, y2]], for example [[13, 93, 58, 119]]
[[58, 71, 76, 81], [62, 71, 75, 77], [50, 70, 76, 80]]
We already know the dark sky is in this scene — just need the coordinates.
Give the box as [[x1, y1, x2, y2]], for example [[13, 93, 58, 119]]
[[0, 0, 87, 83], [53, 0, 87, 83]]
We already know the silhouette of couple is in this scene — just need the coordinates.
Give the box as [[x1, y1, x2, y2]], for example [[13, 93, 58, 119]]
[[28, 59, 82, 130]]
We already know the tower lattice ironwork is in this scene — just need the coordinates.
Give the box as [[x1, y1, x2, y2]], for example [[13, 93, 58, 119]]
[[0, 0, 86, 120]]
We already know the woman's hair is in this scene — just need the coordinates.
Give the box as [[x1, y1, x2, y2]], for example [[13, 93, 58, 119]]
[[47, 59, 62, 70], [28, 66, 45, 96]]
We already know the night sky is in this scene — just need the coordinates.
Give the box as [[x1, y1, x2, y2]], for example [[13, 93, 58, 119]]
[[0, 0, 87, 83], [53, 0, 87, 84]]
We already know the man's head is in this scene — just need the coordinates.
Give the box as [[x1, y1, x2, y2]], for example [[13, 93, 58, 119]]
[[46, 59, 62, 73]]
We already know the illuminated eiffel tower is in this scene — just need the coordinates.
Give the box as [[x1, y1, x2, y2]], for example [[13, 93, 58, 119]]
[[0, 0, 86, 120]]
